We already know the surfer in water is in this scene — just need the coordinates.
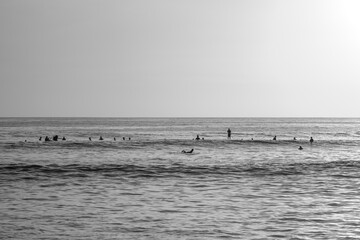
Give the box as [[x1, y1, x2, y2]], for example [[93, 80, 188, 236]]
[[273, 136, 277, 141], [298, 146, 303, 150], [182, 149, 194, 154], [310, 137, 314, 144], [227, 128, 231, 139], [89, 137, 92, 141], [99, 136, 103, 140], [195, 135, 200, 140]]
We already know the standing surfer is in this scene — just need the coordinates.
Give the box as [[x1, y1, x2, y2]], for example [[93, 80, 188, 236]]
[[227, 128, 231, 139]]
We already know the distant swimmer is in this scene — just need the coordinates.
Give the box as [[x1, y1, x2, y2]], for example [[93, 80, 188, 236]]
[[99, 136, 103, 140], [182, 148, 194, 154], [39, 137, 42, 141], [53, 135, 58, 141], [298, 146, 303, 150], [114, 137, 116, 141], [273, 136, 277, 141], [310, 137, 314, 144], [195, 135, 200, 140], [293, 137, 297, 141], [129, 137, 131, 140], [202, 138, 205, 140], [227, 128, 231, 139], [89, 137, 92, 141], [45, 136, 50, 142], [123, 137, 125, 140], [62, 137, 66, 141]]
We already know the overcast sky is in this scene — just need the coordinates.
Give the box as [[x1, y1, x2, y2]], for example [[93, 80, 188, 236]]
[[1, 0, 360, 117]]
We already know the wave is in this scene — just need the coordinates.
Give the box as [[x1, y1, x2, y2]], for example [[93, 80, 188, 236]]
[[2, 161, 360, 179], [2, 138, 360, 150]]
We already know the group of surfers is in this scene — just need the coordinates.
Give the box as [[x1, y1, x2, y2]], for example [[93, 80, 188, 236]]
[[184, 129, 315, 153], [38, 135, 131, 142], [34, 128, 315, 154]]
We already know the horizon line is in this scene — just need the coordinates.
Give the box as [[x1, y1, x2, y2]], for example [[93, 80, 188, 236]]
[[1, 116, 360, 119]]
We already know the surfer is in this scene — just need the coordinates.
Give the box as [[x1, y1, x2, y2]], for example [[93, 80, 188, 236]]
[[227, 128, 231, 139], [310, 137, 314, 144], [45, 136, 50, 142], [123, 137, 125, 140], [53, 135, 58, 141], [273, 136, 277, 141], [298, 146, 303, 150], [99, 136, 103, 140], [182, 149, 194, 154], [293, 137, 296, 141], [114, 137, 116, 141], [195, 135, 200, 140], [39, 137, 42, 141], [62, 137, 66, 141], [89, 137, 92, 141]]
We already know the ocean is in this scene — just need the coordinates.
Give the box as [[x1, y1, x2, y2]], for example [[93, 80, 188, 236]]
[[1, 118, 360, 239]]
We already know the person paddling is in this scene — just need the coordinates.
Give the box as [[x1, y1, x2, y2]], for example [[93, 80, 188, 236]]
[[182, 149, 194, 154]]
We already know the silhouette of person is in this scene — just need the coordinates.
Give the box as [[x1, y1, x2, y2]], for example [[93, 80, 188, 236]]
[[182, 149, 194, 154], [298, 146, 303, 150], [39, 137, 42, 141], [195, 135, 200, 140], [293, 137, 297, 141], [114, 137, 116, 141], [129, 137, 131, 140], [99, 136, 103, 140], [227, 128, 231, 139], [123, 137, 125, 140], [89, 137, 92, 141], [310, 137, 314, 144], [273, 136, 277, 141], [45, 136, 50, 142], [62, 137, 66, 141], [53, 135, 58, 141]]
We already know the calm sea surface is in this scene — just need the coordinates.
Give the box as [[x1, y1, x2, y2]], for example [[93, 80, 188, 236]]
[[1, 118, 360, 239]]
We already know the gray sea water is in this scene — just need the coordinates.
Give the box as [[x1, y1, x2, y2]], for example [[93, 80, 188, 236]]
[[1, 118, 360, 239]]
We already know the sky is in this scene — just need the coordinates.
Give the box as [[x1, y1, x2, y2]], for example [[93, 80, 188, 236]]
[[1, 0, 360, 117]]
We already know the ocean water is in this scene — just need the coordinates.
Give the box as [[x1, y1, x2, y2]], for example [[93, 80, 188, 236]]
[[1, 118, 360, 240]]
